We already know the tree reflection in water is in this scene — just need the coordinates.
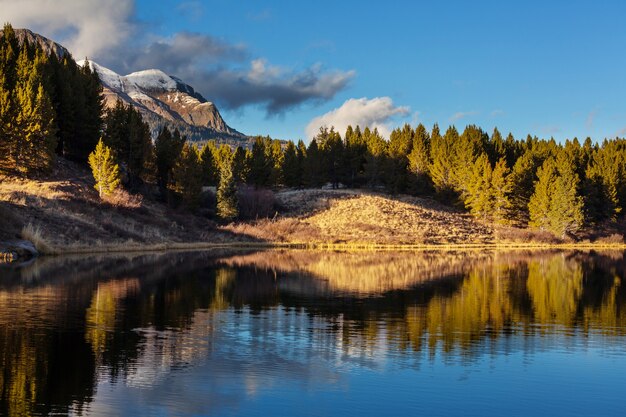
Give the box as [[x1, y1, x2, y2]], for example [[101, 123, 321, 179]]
[[0, 249, 625, 416]]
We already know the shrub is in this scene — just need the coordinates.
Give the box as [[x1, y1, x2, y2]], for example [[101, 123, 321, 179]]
[[103, 188, 143, 209], [595, 233, 624, 244], [21, 223, 54, 254], [237, 186, 276, 220]]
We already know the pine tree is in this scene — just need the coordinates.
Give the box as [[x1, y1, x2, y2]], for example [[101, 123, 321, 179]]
[[282, 141, 300, 187], [172, 143, 203, 208], [464, 154, 493, 220], [528, 155, 583, 236], [508, 150, 541, 225], [343, 125, 366, 187], [0, 24, 19, 170], [295, 139, 307, 187], [304, 139, 323, 187], [491, 158, 513, 224], [407, 123, 431, 194], [232, 146, 248, 184], [430, 124, 456, 199], [217, 158, 238, 221], [102, 100, 152, 187], [13, 46, 57, 172], [454, 125, 488, 199], [88, 139, 121, 198], [584, 141, 624, 222], [529, 158, 557, 231], [549, 151, 584, 236], [316, 126, 344, 188], [216, 144, 233, 173], [363, 127, 387, 187], [199, 141, 219, 186], [155, 127, 185, 195], [385, 124, 413, 193], [76, 59, 104, 160], [249, 136, 271, 188]]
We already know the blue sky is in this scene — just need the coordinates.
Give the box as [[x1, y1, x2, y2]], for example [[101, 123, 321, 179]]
[[5, 0, 626, 141]]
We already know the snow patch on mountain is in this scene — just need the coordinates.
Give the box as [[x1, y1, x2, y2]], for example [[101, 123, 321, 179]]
[[77, 60, 246, 141], [126, 69, 178, 92]]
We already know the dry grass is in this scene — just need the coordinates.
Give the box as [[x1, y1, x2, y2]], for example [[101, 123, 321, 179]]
[[21, 223, 55, 254], [594, 233, 625, 245], [0, 159, 244, 251], [494, 225, 565, 245], [103, 188, 143, 209], [4, 160, 626, 253], [228, 189, 494, 245]]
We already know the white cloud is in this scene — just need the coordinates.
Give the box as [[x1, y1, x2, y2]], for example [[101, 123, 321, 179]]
[[1, 0, 354, 114], [0, 0, 135, 59], [306, 97, 409, 139], [449, 111, 478, 122]]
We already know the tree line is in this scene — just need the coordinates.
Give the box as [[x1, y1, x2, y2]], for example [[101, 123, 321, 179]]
[[3, 24, 626, 234], [114, 120, 626, 235], [0, 24, 103, 173]]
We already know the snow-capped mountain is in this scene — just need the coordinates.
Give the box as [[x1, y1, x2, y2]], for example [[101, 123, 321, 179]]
[[78, 60, 246, 142], [2, 27, 248, 144]]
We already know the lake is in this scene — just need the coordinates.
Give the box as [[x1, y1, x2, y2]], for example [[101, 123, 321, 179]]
[[1, 249, 625, 416]]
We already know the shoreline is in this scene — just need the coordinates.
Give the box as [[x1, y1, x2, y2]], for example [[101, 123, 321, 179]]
[[36, 240, 626, 257]]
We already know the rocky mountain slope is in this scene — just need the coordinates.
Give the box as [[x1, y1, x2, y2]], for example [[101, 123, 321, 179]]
[[78, 60, 249, 144], [8, 28, 71, 59], [2, 28, 249, 145]]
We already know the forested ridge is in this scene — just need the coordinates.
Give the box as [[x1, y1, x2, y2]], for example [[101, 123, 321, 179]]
[[2, 23, 626, 238]]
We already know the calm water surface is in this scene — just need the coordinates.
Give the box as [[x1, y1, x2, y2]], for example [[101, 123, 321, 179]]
[[1, 249, 626, 416]]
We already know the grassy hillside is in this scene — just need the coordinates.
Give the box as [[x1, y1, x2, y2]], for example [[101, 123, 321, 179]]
[[1, 158, 624, 255]]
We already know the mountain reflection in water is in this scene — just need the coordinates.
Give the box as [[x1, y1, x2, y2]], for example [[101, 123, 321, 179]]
[[0, 249, 625, 416]]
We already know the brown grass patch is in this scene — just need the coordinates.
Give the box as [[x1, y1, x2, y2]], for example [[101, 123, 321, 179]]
[[21, 223, 55, 254], [103, 188, 143, 209]]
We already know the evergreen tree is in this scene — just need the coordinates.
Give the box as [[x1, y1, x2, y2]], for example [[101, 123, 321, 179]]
[[491, 158, 513, 224], [268, 138, 284, 186], [508, 150, 542, 225], [454, 125, 488, 199], [430, 124, 456, 199], [155, 127, 185, 196], [295, 139, 307, 187], [385, 123, 413, 193], [464, 154, 493, 220], [75, 59, 104, 160], [407, 123, 432, 194], [549, 151, 584, 236], [343, 125, 366, 187], [529, 154, 584, 236], [304, 139, 324, 187], [199, 141, 219, 186], [88, 139, 121, 198], [316, 126, 344, 188], [528, 158, 557, 231], [215, 144, 233, 172], [13, 46, 57, 172], [232, 146, 248, 184], [0, 24, 19, 170], [248, 136, 271, 188], [584, 140, 625, 222], [102, 100, 153, 187], [363, 127, 387, 187], [217, 158, 238, 221], [282, 141, 301, 187], [172, 143, 203, 208]]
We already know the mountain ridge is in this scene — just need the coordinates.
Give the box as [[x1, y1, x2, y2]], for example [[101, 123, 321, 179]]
[[2, 28, 249, 145], [79, 59, 248, 143]]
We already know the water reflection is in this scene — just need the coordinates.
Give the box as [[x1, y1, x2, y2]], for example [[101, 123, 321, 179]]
[[0, 250, 625, 416]]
